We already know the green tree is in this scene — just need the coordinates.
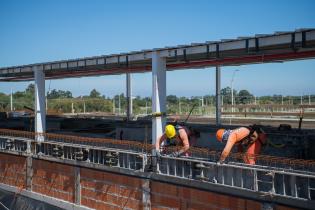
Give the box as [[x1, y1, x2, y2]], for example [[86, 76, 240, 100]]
[[167, 95, 178, 104], [237, 90, 253, 104], [221, 87, 237, 104], [47, 89, 72, 99], [89, 89, 101, 98], [26, 84, 35, 93]]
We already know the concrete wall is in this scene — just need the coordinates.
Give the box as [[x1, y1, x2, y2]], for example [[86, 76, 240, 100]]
[[0, 152, 300, 210]]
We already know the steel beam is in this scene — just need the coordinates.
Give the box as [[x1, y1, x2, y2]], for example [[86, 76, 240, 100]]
[[151, 51, 166, 147], [1, 29, 315, 81], [34, 66, 46, 142], [126, 73, 133, 121], [216, 65, 221, 125]]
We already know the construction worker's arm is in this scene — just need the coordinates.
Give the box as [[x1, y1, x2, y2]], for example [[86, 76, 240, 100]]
[[177, 129, 190, 154], [219, 133, 237, 163], [155, 134, 167, 157], [156, 134, 167, 151]]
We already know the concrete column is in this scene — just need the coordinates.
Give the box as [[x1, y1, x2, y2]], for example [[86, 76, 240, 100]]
[[26, 141, 33, 191], [215, 66, 221, 125], [126, 73, 133, 121], [74, 167, 81, 205], [142, 179, 151, 210], [151, 51, 166, 146], [26, 156, 33, 191], [34, 66, 46, 142]]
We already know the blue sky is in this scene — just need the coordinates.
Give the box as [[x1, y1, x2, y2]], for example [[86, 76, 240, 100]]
[[0, 0, 314, 97]]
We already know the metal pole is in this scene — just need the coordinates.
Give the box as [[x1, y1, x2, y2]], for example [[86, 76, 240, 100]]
[[10, 88, 13, 111], [281, 95, 283, 105], [231, 70, 239, 112], [221, 95, 224, 106], [113, 98, 115, 114], [119, 94, 121, 115], [126, 73, 132, 121], [216, 66, 221, 125], [231, 80, 233, 112], [199, 98, 202, 115]]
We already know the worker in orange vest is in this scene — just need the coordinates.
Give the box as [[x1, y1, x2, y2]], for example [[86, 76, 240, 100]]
[[216, 125, 267, 164]]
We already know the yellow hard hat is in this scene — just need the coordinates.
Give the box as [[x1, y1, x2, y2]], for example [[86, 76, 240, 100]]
[[165, 124, 176, 139]]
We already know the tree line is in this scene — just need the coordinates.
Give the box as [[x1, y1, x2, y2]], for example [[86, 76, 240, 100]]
[[0, 84, 314, 114]]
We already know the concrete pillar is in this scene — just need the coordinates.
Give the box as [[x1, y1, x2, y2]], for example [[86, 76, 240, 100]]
[[151, 51, 166, 146], [34, 66, 46, 142], [126, 73, 133, 121], [26, 156, 33, 191], [26, 141, 33, 191], [142, 179, 151, 210], [74, 167, 81, 205], [216, 66, 221, 125]]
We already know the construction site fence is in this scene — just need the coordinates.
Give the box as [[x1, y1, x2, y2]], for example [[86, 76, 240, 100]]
[[2, 95, 315, 117]]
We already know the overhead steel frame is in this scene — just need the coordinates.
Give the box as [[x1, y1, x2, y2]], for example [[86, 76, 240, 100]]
[[1, 29, 315, 143]]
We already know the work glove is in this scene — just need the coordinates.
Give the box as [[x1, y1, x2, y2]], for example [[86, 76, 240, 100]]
[[216, 159, 224, 165], [169, 151, 181, 157], [156, 150, 162, 158]]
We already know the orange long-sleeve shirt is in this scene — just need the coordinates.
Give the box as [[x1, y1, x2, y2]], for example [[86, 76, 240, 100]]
[[219, 127, 266, 164], [220, 127, 250, 162]]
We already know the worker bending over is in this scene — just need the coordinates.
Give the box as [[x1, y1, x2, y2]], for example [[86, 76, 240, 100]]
[[216, 125, 267, 164], [156, 124, 199, 157]]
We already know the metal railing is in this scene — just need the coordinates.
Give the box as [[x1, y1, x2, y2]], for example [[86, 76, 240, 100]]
[[0, 135, 147, 172], [156, 155, 315, 201], [0, 129, 315, 202]]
